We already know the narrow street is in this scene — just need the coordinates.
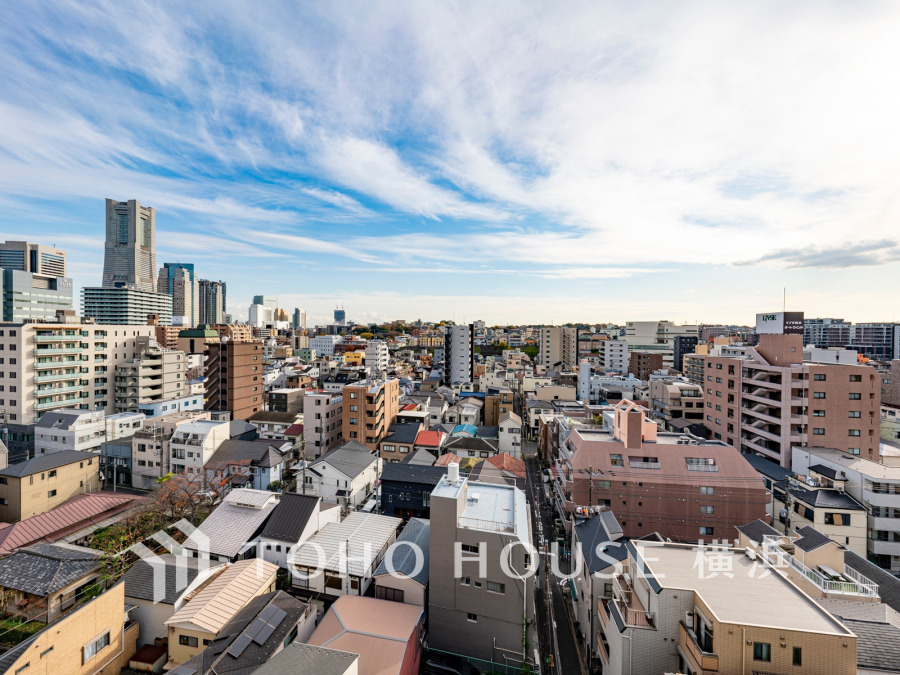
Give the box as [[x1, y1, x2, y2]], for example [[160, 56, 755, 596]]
[[523, 444, 586, 675]]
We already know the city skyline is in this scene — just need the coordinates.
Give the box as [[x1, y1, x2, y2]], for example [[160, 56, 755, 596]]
[[1, 2, 899, 324]]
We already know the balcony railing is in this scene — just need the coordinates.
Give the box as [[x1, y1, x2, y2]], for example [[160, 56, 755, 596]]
[[760, 536, 878, 597], [34, 346, 81, 355], [35, 384, 82, 396], [678, 621, 719, 673], [34, 373, 79, 383]]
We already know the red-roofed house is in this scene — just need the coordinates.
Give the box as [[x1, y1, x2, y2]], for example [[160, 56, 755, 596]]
[[486, 453, 526, 479], [433, 453, 460, 467], [413, 429, 445, 453]]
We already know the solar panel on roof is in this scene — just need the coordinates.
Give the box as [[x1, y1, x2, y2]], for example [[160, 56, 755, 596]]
[[252, 622, 277, 645], [226, 634, 253, 658], [243, 617, 268, 639], [267, 607, 287, 627], [258, 605, 279, 622]]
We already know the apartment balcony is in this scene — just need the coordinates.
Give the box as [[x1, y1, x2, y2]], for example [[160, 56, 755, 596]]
[[744, 425, 781, 444], [868, 516, 900, 532], [741, 435, 781, 457], [871, 540, 900, 557], [35, 384, 82, 396], [34, 346, 81, 355], [611, 575, 655, 629], [678, 622, 718, 673], [761, 536, 878, 597], [742, 390, 782, 407], [34, 398, 79, 411], [34, 334, 75, 343], [741, 407, 782, 425], [864, 489, 900, 508], [34, 372, 79, 383], [748, 377, 781, 391]]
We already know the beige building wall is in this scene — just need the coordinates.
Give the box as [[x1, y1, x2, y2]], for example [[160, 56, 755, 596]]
[[0, 454, 101, 521]]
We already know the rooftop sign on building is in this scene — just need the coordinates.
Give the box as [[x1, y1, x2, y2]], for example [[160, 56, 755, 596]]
[[755, 311, 804, 335]]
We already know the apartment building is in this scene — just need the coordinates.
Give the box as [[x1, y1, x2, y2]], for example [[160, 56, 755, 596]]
[[0, 317, 157, 461], [303, 391, 343, 459], [0, 450, 101, 521], [625, 320, 698, 368], [628, 351, 663, 380], [597, 540, 857, 675], [483, 387, 515, 426], [158, 262, 199, 327], [311, 334, 341, 356], [198, 279, 226, 325], [443, 323, 474, 384], [205, 340, 263, 421], [595, 338, 628, 373], [81, 285, 173, 325], [804, 317, 853, 349], [33, 408, 106, 454], [551, 401, 768, 541], [648, 377, 704, 425], [342, 378, 400, 450], [704, 333, 880, 466], [114, 336, 185, 412], [793, 446, 900, 574], [539, 326, 578, 370], [169, 418, 231, 477], [364, 338, 389, 375], [429, 465, 538, 671]]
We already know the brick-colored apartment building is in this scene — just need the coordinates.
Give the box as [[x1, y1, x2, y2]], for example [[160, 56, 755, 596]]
[[703, 333, 880, 466], [341, 379, 400, 449], [553, 401, 768, 542], [204, 341, 263, 421]]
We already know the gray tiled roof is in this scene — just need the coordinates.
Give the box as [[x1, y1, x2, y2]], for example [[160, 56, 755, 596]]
[[809, 463, 839, 480], [845, 550, 900, 614], [254, 642, 358, 675], [374, 518, 430, 585], [735, 519, 781, 545], [0, 450, 96, 477], [793, 526, 833, 552], [177, 590, 312, 674], [183, 493, 278, 558], [0, 544, 101, 596], [381, 423, 421, 445], [123, 554, 217, 605], [314, 441, 377, 479], [575, 512, 626, 573], [787, 484, 865, 511], [399, 448, 436, 466], [260, 493, 319, 543], [742, 452, 793, 481], [836, 618, 900, 672], [380, 463, 448, 486], [206, 439, 288, 471]]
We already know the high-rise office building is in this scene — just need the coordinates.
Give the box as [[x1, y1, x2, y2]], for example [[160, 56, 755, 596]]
[[102, 198, 156, 291], [198, 279, 226, 325], [158, 262, 198, 327], [0, 241, 72, 322], [334, 307, 346, 326], [253, 295, 277, 310], [291, 308, 306, 330], [0, 241, 66, 277]]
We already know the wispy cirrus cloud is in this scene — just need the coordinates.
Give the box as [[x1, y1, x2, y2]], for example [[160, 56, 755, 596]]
[[737, 239, 900, 269]]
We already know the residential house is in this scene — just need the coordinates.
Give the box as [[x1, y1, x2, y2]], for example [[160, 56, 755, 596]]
[[399, 448, 436, 466], [205, 439, 290, 492], [0, 492, 141, 555], [258, 493, 341, 569], [180, 489, 280, 562], [254, 642, 359, 675], [247, 410, 302, 441], [483, 387, 515, 427], [498, 412, 522, 458], [164, 559, 279, 665], [130, 410, 214, 489], [0, 543, 102, 623], [379, 423, 422, 464], [123, 553, 228, 647], [169, 418, 231, 477], [33, 409, 106, 455], [0, 580, 139, 675], [468, 453, 526, 488], [373, 518, 430, 606], [289, 512, 401, 600], [300, 441, 378, 511], [0, 451, 102, 522], [429, 467, 538, 671], [379, 463, 448, 520], [174, 591, 316, 675], [442, 436, 499, 460], [307, 595, 424, 675], [413, 428, 445, 455]]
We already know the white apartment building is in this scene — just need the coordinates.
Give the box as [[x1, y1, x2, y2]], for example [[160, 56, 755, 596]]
[[793, 446, 900, 574], [303, 391, 343, 459], [311, 335, 341, 357], [106, 411, 145, 440], [0, 318, 156, 460], [33, 408, 106, 454], [131, 410, 213, 488], [443, 324, 473, 385], [595, 338, 628, 373], [364, 339, 389, 376], [625, 320, 698, 368], [114, 336, 186, 412], [169, 419, 231, 476]]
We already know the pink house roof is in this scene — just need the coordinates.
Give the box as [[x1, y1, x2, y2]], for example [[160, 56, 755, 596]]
[[414, 430, 444, 448], [0, 492, 141, 555], [284, 423, 304, 436], [433, 453, 461, 467]]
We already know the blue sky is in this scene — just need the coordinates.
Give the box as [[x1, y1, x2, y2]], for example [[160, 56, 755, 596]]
[[1, 1, 899, 326]]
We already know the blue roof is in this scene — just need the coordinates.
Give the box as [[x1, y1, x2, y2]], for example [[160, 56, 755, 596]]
[[374, 518, 430, 586], [452, 424, 477, 437]]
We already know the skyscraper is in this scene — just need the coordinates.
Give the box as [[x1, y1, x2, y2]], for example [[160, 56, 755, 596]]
[[199, 279, 227, 324], [102, 198, 156, 291], [158, 262, 199, 326], [292, 308, 306, 330], [334, 306, 346, 326]]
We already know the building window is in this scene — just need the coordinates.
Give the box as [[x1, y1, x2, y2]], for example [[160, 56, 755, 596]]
[[753, 642, 771, 662], [461, 577, 471, 586], [849, 393, 861, 400], [700, 486, 714, 495], [813, 374, 826, 381], [813, 392, 826, 399], [700, 505, 714, 514], [848, 448, 860, 455], [793, 647, 802, 666], [83, 631, 111, 663], [466, 613, 478, 623], [487, 581, 506, 594], [610, 454, 623, 467], [824, 513, 850, 526], [813, 428, 825, 435], [813, 410, 825, 417], [699, 526, 714, 536], [849, 411, 861, 418], [179, 635, 199, 647], [461, 544, 479, 554], [849, 430, 860, 437], [849, 374, 862, 382]]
